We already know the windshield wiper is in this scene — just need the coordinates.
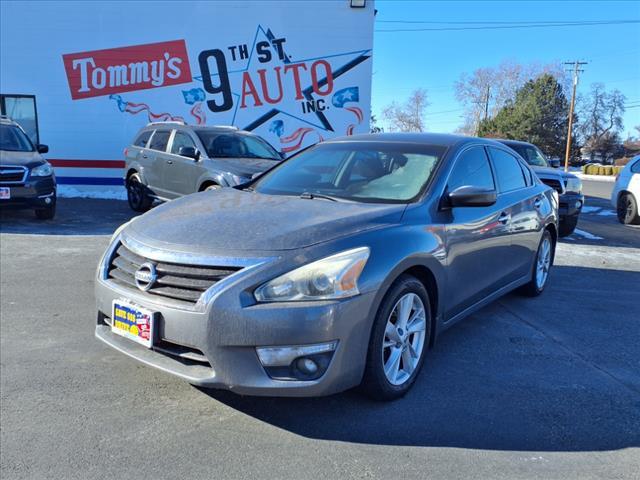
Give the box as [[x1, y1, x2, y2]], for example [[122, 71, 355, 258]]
[[300, 192, 340, 202]]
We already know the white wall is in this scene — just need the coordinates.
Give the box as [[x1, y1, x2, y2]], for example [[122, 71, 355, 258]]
[[0, 0, 374, 188]]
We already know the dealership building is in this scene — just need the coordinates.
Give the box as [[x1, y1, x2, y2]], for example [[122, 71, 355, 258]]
[[0, 1, 374, 195]]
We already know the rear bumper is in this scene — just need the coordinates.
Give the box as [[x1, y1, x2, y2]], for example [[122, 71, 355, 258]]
[[0, 177, 56, 209]]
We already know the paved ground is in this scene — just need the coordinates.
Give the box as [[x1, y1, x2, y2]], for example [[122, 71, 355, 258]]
[[1, 181, 639, 479]]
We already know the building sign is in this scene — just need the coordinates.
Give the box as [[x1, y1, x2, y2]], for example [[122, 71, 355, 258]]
[[62, 40, 193, 100]]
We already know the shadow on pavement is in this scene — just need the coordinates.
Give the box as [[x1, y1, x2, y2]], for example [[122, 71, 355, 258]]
[[0, 198, 138, 235], [201, 265, 640, 452]]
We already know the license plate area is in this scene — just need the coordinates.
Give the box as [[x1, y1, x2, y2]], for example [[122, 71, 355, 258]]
[[111, 299, 156, 348], [0, 187, 10, 200]]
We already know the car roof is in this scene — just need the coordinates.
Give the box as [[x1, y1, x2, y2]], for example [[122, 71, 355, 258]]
[[325, 132, 503, 149], [494, 138, 535, 147]]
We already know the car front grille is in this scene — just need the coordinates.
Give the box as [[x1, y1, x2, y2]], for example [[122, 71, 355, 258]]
[[541, 178, 565, 194], [0, 166, 27, 184], [107, 243, 242, 305]]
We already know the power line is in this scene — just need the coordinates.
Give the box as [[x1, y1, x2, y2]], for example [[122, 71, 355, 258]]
[[377, 19, 637, 24], [376, 20, 640, 32]]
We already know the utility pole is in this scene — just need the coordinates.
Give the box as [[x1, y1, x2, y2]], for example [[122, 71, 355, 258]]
[[563, 60, 587, 172], [483, 84, 491, 122]]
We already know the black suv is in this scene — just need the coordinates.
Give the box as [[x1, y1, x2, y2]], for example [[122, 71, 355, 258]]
[[0, 116, 56, 219], [498, 139, 583, 236]]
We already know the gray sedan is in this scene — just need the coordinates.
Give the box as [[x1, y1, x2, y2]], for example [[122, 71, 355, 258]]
[[95, 133, 558, 400]]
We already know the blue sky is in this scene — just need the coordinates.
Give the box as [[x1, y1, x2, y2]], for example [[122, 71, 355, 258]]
[[371, 0, 640, 136]]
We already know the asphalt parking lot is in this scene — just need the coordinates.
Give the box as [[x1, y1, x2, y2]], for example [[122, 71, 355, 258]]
[[1, 180, 639, 480]]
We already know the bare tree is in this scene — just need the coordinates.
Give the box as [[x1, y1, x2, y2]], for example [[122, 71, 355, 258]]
[[578, 83, 626, 161], [454, 60, 571, 134], [382, 89, 429, 132]]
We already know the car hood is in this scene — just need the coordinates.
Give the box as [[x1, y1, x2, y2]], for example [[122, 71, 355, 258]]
[[531, 165, 576, 179], [0, 150, 44, 168], [125, 188, 406, 253], [216, 158, 280, 177]]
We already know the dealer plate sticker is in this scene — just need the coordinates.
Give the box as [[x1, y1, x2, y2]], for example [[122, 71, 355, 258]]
[[0, 187, 10, 200], [112, 299, 155, 348]]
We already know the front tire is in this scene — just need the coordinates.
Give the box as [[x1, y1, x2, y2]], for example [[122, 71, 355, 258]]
[[34, 197, 56, 220], [519, 229, 554, 297], [361, 275, 431, 401], [127, 173, 152, 212], [617, 193, 640, 225], [558, 215, 579, 237]]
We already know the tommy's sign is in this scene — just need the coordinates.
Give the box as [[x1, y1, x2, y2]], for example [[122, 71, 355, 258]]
[[62, 40, 192, 100]]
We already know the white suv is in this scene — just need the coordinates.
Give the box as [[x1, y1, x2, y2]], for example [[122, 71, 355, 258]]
[[611, 155, 640, 225]]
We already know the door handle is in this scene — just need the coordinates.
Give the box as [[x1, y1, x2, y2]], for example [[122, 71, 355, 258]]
[[497, 212, 510, 225], [534, 197, 542, 209], [141, 154, 148, 159], [166, 160, 173, 165]]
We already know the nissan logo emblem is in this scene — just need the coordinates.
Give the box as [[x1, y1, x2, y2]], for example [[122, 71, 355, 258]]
[[134, 262, 157, 292]]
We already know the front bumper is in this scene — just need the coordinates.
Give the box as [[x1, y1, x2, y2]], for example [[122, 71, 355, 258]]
[[0, 176, 56, 209], [559, 192, 584, 218], [95, 272, 376, 397]]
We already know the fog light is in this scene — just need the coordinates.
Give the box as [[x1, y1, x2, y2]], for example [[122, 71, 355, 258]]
[[45, 197, 52, 204], [256, 341, 337, 367], [296, 357, 319, 375], [575, 200, 582, 209]]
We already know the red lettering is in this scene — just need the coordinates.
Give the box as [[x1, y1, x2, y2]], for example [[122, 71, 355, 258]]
[[257, 67, 284, 104], [240, 72, 263, 108], [284, 63, 308, 100], [311, 60, 333, 96]]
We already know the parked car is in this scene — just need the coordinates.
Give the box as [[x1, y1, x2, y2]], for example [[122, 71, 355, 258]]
[[0, 115, 56, 219], [96, 133, 558, 400], [124, 121, 282, 211], [498, 139, 583, 236], [547, 156, 561, 168], [611, 154, 640, 225]]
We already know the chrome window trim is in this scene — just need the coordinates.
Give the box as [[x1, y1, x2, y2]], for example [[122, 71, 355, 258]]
[[0, 165, 28, 184]]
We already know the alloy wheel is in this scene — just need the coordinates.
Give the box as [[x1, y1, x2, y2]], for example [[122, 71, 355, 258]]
[[382, 293, 427, 386], [536, 236, 552, 289]]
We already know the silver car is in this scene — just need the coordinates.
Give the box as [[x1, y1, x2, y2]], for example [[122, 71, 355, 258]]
[[96, 133, 558, 400], [124, 122, 281, 211]]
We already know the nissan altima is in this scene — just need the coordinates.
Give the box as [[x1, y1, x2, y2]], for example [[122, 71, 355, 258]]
[[95, 133, 558, 400]]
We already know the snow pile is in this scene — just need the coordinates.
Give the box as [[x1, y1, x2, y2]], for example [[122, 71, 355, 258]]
[[57, 185, 127, 200]]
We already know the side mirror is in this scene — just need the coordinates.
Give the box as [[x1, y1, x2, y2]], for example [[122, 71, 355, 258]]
[[178, 146, 199, 160], [37, 144, 49, 154], [446, 185, 497, 208]]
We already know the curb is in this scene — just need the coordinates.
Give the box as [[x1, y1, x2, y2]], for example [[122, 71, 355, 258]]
[[573, 172, 616, 183]]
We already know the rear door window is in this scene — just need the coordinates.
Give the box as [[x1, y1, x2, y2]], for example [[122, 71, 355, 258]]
[[448, 146, 495, 191], [488, 147, 528, 193], [631, 158, 640, 174], [148, 130, 170, 152], [133, 131, 152, 148]]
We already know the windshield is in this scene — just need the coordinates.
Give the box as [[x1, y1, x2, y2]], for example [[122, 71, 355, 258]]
[[196, 131, 280, 160], [511, 144, 548, 167], [253, 142, 447, 203], [0, 124, 35, 152]]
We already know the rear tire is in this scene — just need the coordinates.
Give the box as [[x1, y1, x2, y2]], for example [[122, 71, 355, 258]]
[[127, 173, 152, 212], [617, 193, 640, 225], [558, 215, 579, 237], [361, 275, 431, 401], [519, 229, 554, 297]]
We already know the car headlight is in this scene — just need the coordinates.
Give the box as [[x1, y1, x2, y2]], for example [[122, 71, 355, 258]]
[[254, 247, 370, 302], [565, 177, 582, 193], [30, 162, 53, 177]]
